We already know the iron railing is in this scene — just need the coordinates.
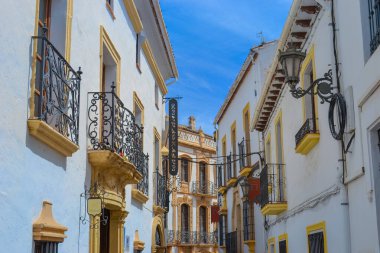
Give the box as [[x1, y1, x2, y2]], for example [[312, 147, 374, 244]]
[[166, 231, 218, 245], [368, 0, 380, 54], [295, 118, 317, 146], [226, 231, 237, 253], [154, 168, 167, 209], [238, 137, 251, 170], [136, 153, 149, 196], [259, 164, 286, 207], [32, 32, 82, 145], [226, 154, 234, 180], [217, 165, 225, 187], [87, 87, 144, 172], [243, 200, 255, 241], [191, 180, 217, 195]]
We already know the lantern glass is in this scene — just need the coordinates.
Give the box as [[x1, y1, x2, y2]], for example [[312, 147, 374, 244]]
[[279, 47, 306, 88], [239, 178, 250, 198]]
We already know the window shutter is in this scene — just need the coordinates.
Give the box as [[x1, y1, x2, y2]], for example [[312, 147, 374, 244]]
[[248, 178, 260, 203], [211, 205, 219, 223]]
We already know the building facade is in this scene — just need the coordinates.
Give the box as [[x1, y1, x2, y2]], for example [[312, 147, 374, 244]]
[[165, 117, 218, 253], [251, 0, 380, 252], [0, 1, 177, 253], [214, 42, 277, 253]]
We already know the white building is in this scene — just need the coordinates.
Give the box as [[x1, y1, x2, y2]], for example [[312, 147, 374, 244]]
[[214, 41, 277, 253], [165, 116, 218, 253], [251, 0, 380, 252], [0, 1, 177, 253]]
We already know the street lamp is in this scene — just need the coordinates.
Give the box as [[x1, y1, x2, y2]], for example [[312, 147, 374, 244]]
[[239, 177, 251, 199], [278, 46, 334, 104]]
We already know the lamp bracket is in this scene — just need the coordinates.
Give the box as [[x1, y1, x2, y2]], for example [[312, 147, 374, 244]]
[[290, 69, 334, 104]]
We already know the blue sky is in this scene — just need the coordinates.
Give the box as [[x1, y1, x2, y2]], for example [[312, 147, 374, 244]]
[[161, 0, 292, 134]]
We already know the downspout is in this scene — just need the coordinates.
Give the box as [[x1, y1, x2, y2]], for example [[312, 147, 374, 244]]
[[330, 1, 351, 252]]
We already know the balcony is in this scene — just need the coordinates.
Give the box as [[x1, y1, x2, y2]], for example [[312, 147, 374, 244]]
[[153, 168, 168, 215], [226, 154, 237, 187], [295, 118, 319, 155], [238, 138, 252, 176], [217, 165, 227, 194], [28, 34, 82, 157], [87, 89, 144, 205], [132, 153, 149, 204], [260, 164, 287, 215], [166, 230, 218, 246], [191, 180, 217, 197]]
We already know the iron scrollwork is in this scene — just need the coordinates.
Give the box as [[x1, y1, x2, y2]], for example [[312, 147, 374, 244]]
[[136, 153, 149, 196], [290, 69, 334, 104], [79, 183, 109, 229], [32, 28, 82, 145]]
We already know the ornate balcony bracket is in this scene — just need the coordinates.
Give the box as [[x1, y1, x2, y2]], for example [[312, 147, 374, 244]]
[[132, 189, 149, 204]]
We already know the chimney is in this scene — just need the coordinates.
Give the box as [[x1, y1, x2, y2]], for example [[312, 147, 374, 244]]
[[188, 116, 196, 130]]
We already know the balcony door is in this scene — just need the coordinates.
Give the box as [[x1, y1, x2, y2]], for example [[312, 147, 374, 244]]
[[181, 204, 190, 243], [199, 206, 207, 243], [304, 63, 317, 130], [200, 162, 206, 194], [275, 118, 284, 201]]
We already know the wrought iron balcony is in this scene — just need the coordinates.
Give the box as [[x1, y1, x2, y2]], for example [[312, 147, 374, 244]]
[[166, 230, 218, 245], [87, 87, 144, 172], [191, 180, 217, 196], [226, 231, 238, 253], [136, 153, 149, 196], [154, 168, 168, 212], [260, 164, 287, 215], [295, 118, 318, 146], [238, 137, 252, 171], [369, 0, 380, 54], [29, 32, 82, 156]]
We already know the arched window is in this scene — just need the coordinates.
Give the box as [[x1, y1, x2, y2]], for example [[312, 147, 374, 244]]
[[181, 158, 189, 182], [181, 204, 190, 244], [155, 226, 161, 246], [199, 206, 207, 243]]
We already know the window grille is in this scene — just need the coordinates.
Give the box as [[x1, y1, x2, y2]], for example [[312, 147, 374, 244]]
[[368, 0, 380, 54], [34, 241, 58, 253], [243, 201, 254, 241], [308, 232, 324, 253], [279, 239, 287, 253]]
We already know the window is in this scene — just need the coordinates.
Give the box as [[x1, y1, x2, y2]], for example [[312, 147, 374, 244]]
[[303, 62, 317, 132], [133, 92, 144, 127], [367, 0, 380, 54], [268, 237, 275, 253], [265, 135, 271, 164], [154, 130, 160, 171], [243, 103, 251, 166], [181, 204, 190, 243], [105, 0, 115, 19], [279, 234, 288, 253], [219, 215, 226, 246], [199, 206, 207, 243], [34, 241, 59, 253], [181, 158, 189, 182], [199, 162, 207, 193], [243, 201, 254, 241], [136, 33, 141, 72], [306, 221, 327, 253], [155, 83, 160, 110], [231, 122, 237, 174], [275, 113, 285, 201], [222, 135, 227, 178]]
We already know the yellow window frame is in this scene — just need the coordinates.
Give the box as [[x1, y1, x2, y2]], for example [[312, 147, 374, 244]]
[[306, 221, 328, 253], [230, 121, 237, 174], [268, 237, 276, 253], [278, 233, 288, 253]]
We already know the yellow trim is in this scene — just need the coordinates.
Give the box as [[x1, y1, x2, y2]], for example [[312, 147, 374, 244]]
[[28, 119, 79, 156], [268, 237, 276, 253], [242, 103, 250, 132], [265, 133, 271, 163], [300, 44, 319, 129], [242, 102, 251, 165], [244, 240, 256, 253], [218, 186, 227, 194], [278, 233, 288, 253], [131, 188, 149, 204], [151, 216, 166, 251], [65, 0, 73, 62], [100, 26, 121, 95], [295, 133, 320, 155], [227, 178, 237, 187], [261, 203, 288, 215], [306, 221, 328, 253], [122, 0, 143, 33], [239, 167, 252, 177], [274, 110, 285, 201], [133, 91, 145, 125]]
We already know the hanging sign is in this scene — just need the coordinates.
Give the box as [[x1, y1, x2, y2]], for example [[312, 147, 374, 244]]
[[168, 99, 178, 176]]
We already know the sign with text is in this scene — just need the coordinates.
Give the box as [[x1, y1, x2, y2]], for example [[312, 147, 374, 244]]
[[168, 99, 178, 176]]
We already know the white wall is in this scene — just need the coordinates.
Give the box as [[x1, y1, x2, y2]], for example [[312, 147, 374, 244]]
[[0, 0, 167, 252]]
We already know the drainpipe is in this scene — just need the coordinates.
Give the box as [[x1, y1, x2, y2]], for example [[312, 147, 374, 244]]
[[330, 0, 351, 252]]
